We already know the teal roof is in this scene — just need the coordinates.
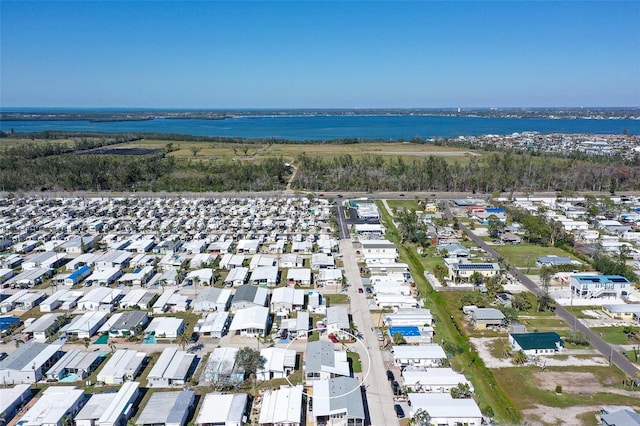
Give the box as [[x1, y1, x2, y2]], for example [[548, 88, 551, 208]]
[[511, 332, 563, 350]]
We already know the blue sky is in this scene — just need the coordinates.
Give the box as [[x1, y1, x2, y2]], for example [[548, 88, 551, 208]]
[[1, 1, 639, 108]]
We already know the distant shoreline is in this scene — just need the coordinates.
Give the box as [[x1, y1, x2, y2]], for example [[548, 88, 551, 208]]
[[1, 107, 639, 122]]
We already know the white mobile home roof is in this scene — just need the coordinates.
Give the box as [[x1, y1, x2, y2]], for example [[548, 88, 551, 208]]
[[0, 384, 31, 420], [97, 349, 146, 383], [195, 393, 248, 425], [147, 347, 195, 383], [229, 306, 269, 331], [75, 393, 116, 423], [47, 349, 102, 379], [408, 392, 482, 419], [392, 344, 446, 360], [119, 289, 154, 308], [23, 313, 63, 334], [198, 311, 229, 334], [98, 381, 140, 426], [258, 385, 303, 424], [79, 286, 122, 305], [145, 317, 184, 337], [225, 266, 249, 283], [402, 368, 471, 390], [85, 267, 122, 284], [135, 390, 195, 426], [63, 311, 108, 334], [0, 341, 62, 375], [19, 386, 85, 426], [206, 347, 239, 379]]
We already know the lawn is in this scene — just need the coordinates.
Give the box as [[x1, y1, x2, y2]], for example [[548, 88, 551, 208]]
[[386, 199, 422, 212], [324, 293, 350, 305], [347, 351, 362, 373], [493, 244, 578, 269], [591, 326, 637, 345]]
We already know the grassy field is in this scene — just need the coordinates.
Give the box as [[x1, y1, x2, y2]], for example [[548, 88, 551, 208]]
[[591, 326, 638, 345], [493, 244, 579, 268], [121, 139, 483, 164], [386, 199, 423, 211]]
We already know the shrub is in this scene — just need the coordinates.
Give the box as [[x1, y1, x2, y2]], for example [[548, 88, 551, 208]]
[[555, 385, 562, 394]]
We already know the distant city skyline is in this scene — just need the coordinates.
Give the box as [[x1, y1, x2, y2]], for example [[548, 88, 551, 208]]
[[1, 1, 639, 108]]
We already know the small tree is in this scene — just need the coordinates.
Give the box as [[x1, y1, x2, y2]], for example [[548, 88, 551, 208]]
[[512, 350, 528, 365], [235, 347, 266, 381], [177, 332, 191, 351], [450, 382, 471, 398], [392, 331, 405, 345]]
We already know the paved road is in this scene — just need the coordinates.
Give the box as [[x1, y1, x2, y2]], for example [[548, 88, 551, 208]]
[[339, 238, 399, 426], [335, 204, 398, 425], [444, 202, 640, 383]]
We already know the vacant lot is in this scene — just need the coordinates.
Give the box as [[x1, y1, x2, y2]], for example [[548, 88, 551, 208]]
[[493, 244, 580, 269]]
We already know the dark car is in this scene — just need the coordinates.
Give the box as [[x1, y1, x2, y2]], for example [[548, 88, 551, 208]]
[[391, 380, 400, 395], [365, 287, 373, 294], [358, 288, 364, 293], [337, 194, 343, 198], [394, 404, 405, 418], [280, 329, 289, 340], [386, 370, 395, 381], [399, 193, 405, 197], [0, 352, 7, 361]]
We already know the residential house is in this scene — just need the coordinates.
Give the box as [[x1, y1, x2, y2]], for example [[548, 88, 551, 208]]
[[326, 306, 350, 339], [509, 332, 564, 356], [228, 306, 270, 337], [270, 287, 305, 317], [257, 347, 296, 381], [145, 317, 185, 339], [468, 308, 506, 330], [312, 377, 365, 426], [192, 287, 232, 312], [195, 393, 248, 426], [258, 385, 303, 426], [304, 341, 350, 384], [391, 344, 447, 368], [135, 390, 195, 426], [230, 285, 268, 313], [407, 393, 482, 426], [19, 386, 85, 426], [0, 341, 62, 384], [96, 349, 146, 385], [286, 268, 312, 287], [147, 347, 196, 387], [570, 275, 631, 299]]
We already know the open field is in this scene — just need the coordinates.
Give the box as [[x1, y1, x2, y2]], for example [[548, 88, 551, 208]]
[[493, 244, 580, 269], [124, 139, 485, 164]]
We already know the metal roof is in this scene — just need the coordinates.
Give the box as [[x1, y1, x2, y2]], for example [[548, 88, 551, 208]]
[[135, 390, 195, 425]]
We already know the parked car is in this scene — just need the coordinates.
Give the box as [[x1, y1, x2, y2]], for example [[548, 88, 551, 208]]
[[280, 329, 289, 340], [391, 380, 400, 395], [376, 330, 384, 341], [328, 333, 339, 343], [0, 352, 7, 361], [394, 404, 405, 418], [386, 370, 395, 381], [358, 288, 364, 293], [365, 287, 373, 294]]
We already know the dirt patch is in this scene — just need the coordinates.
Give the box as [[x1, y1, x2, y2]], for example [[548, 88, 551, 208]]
[[534, 371, 637, 396], [521, 404, 601, 426]]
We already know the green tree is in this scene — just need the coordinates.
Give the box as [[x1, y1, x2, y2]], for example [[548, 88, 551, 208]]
[[392, 331, 405, 345], [235, 347, 266, 381], [512, 293, 532, 312], [450, 382, 471, 398]]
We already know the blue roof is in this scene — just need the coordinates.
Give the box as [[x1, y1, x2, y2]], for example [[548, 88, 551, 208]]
[[68, 265, 91, 280], [486, 207, 505, 213], [0, 316, 21, 331], [574, 275, 630, 285]]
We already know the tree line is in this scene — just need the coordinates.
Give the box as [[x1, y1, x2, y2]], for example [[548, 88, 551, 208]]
[[293, 151, 639, 193]]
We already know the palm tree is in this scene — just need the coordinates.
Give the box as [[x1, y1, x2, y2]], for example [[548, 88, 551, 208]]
[[177, 332, 191, 351], [512, 350, 528, 365], [392, 331, 405, 345]]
